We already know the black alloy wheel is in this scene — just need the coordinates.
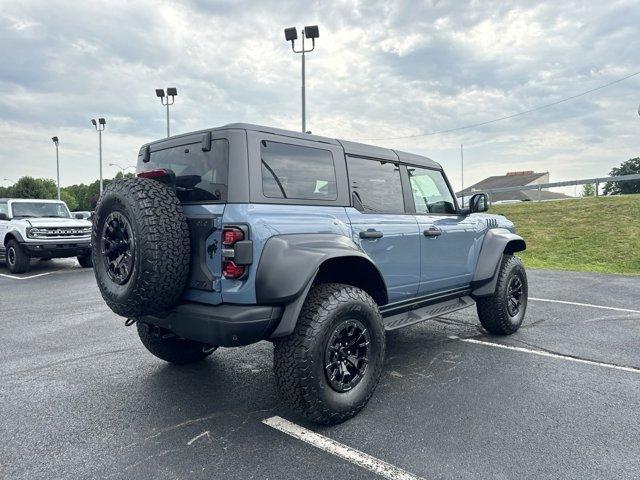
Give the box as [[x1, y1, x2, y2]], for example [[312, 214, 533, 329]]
[[101, 211, 134, 285], [324, 320, 371, 393], [506, 275, 524, 317]]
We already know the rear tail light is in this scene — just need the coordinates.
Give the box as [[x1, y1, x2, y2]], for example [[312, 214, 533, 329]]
[[222, 226, 251, 279], [222, 260, 245, 279], [222, 227, 244, 247], [137, 168, 171, 179]]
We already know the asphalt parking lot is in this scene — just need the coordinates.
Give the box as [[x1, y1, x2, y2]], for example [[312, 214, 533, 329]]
[[1, 260, 639, 480]]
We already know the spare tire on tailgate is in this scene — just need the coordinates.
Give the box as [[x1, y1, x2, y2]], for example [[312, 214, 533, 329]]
[[92, 178, 191, 318]]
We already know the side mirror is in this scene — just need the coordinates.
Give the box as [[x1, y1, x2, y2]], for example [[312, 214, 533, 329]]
[[75, 213, 84, 219], [469, 193, 489, 213], [0, 213, 8, 221]]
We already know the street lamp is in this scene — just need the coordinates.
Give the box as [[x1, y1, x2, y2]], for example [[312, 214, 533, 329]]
[[51, 136, 60, 200], [91, 118, 106, 195], [156, 87, 177, 137], [284, 25, 319, 133], [109, 163, 136, 174]]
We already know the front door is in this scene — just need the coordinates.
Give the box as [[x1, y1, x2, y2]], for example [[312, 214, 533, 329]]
[[345, 156, 420, 303], [407, 166, 482, 294]]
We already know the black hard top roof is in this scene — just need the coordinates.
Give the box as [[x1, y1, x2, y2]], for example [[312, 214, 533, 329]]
[[142, 123, 442, 170]]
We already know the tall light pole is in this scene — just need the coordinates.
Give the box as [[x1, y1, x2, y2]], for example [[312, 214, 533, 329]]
[[156, 88, 177, 137], [91, 118, 106, 195], [51, 136, 60, 200], [284, 25, 319, 133], [460, 144, 464, 207]]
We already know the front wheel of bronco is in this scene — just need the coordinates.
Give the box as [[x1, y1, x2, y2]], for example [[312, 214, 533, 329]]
[[136, 322, 215, 365], [476, 255, 528, 335], [6, 239, 30, 274], [77, 252, 93, 268], [273, 283, 386, 425]]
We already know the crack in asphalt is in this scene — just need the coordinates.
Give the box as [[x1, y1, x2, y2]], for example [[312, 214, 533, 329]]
[[0, 346, 139, 378]]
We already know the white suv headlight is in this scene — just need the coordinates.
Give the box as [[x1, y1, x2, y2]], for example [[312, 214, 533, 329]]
[[27, 227, 44, 238]]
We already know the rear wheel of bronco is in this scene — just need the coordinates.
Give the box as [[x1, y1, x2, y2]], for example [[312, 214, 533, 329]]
[[476, 255, 528, 335], [77, 252, 93, 268], [136, 322, 215, 365], [6, 239, 30, 274], [273, 283, 385, 425], [92, 178, 191, 317]]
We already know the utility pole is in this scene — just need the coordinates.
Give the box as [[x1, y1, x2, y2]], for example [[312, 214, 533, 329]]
[[460, 144, 464, 207], [52, 136, 60, 200], [284, 25, 319, 133]]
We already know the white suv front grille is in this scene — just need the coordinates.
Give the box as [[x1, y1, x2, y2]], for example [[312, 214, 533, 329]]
[[30, 227, 92, 238]]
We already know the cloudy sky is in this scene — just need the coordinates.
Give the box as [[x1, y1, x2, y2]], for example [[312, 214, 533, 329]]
[[1, 0, 638, 193]]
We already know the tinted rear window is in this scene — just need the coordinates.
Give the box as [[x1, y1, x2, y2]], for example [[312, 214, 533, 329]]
[[142, 139, 229, 203], [260, 141, 337, 200]]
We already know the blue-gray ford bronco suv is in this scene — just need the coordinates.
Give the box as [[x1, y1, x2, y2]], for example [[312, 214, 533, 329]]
[[93, 123, 527, 425]]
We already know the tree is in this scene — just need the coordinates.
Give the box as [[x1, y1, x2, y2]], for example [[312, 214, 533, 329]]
[[60, 189, 79, 211], [581, 183, 595, 197], [603, 157, 640, 195], [11, 177, 57, 199]]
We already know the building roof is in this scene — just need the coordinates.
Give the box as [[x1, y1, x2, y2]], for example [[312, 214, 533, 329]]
[[488, 190, 572, 202], [458, 171, 548, 196], [457, 170, 573, 202]]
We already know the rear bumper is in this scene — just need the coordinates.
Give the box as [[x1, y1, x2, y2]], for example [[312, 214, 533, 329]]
[[20, 241, 91, 258], [138, 302, 283, 347]]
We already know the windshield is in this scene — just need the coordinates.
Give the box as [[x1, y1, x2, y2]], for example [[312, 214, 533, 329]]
[[11, 202, 71, 218]]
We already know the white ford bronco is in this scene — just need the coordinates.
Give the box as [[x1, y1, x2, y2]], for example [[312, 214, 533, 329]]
[[0, 198, 93, 273]]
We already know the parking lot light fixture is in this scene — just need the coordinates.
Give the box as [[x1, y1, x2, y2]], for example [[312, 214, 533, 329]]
[[156, 87, 177, 137], [90, 118, 107, 195], [51, 136, 60, 200], [109, 163, 136, 175], [284, 25, 319, 133]]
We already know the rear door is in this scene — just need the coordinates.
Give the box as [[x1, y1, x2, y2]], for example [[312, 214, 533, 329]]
[[345, 156, 420, 303], [407, 166, 481, 294], [138, 133, 230, 305]]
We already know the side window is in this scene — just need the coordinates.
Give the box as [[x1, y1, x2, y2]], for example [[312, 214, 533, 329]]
[[261, 141, 337, 200], [408, 167, 457, 214], [347, 157, 404, 213], [0, 202, 7, 216]]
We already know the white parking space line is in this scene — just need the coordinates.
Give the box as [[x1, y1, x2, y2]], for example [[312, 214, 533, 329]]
[[530, 297, 640, 314], [452, 336, 640, 374], [0, 272, 56, 280], [263, 416, 426, 480]]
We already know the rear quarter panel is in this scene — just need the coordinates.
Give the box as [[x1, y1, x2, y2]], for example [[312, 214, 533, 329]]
[[221, 204, 352, 304]]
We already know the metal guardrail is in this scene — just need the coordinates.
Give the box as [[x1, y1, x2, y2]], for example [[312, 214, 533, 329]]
[[468, 173, 640, 201]]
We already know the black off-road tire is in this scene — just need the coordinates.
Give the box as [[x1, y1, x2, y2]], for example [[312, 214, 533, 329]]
[[77, 252, 93, 268], [476, 255, 528, 335], [92, 178, 191, 318], [136, 322, 214, 365], [6, 239, 30, 274], [273, 283, 386, 425]]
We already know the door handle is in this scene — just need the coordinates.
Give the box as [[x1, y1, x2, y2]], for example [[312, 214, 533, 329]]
[[359, 229, 384, 239], [423, 227, 442, 237]]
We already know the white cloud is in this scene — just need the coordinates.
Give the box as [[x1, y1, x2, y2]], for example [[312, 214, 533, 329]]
[[0, 0, 638, 190]]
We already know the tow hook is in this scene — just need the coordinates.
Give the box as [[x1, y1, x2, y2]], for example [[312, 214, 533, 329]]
[[124, 318, 136, 327], [202, 345, 217, 354]]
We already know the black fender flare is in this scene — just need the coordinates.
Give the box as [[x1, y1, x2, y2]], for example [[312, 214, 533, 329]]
[[4, 229, 26, 245], [254, 233, 387, 338], [471, 229, 526, 297]]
